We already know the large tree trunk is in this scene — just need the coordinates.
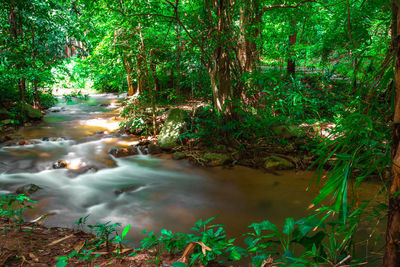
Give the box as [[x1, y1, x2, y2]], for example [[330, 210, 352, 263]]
[[206, 0, 233, 116], [238, 0, 261, 73], [383, 2, 400, 266], [123, 57, 136, 96]]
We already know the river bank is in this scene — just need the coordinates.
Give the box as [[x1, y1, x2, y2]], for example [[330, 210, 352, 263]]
[[0, 94, 386, 266]]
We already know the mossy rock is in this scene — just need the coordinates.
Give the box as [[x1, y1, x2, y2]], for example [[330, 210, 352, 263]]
[[158, 109, 187, 149], [23, 104, 43, 120], [272, 125, 303, 139], [172, 152, 186, 160], [16, 184, 42, 196], [203, 153, 229, 167], [264, 156, 294, 171], [0, 109, 12, 120], [1, 119, 12, 125]]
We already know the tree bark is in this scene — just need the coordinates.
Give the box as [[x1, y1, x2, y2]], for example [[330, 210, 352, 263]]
[[206, 0, 233, 115], [123, 56, 136, 96], [383, 2, 400, 266], [238, 0, 262, 73], [135, 24, 147, 95]]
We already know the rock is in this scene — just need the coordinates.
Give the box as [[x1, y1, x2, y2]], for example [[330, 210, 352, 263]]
[[16, 184, 42, 195], [23, 103, 43, 120], [53, 160, 67, 169], [95, 131, 105, 135], [135, 145, 148, 154], [1, 119, 12, 125], [264, 156, 294, 171], [67, 166, 98, 178], [272, 125, 303, 139], [114, 184, 142, 195], [158, 109, 187, 150], [108, 147, 138, 158], [42, 137, 50, 141], [148, 144, 162, 155], [172, 152, 186, 160], [18, 140, 28, 146], [203, 153, 229, 167], [0, 109, 12, 120]]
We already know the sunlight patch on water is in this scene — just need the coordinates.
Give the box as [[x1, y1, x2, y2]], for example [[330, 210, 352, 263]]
[[82, 118, 120, 131]]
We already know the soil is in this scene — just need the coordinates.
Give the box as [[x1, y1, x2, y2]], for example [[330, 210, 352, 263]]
[[0, 218, 183, 267]]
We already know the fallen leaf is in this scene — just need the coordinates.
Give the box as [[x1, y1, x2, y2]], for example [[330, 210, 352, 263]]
[[177, 242, 212, 263], [74, 240, 85, 251]]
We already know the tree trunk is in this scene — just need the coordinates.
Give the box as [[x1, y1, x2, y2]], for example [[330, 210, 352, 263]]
[[383, 2, 400, 266], [135, 24, 147, 95], [205, 0, 233, 116], [175, 24, 182, 95], [123, 57, 136, 96], [238, 0, 261, 73], [287, 20, 297, 77]]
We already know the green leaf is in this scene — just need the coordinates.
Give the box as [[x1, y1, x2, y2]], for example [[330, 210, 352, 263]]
[[282, 218, 295, 236], [172, 262, 188, 267], [249, 221, 279, 236], [121, 224, 131, 239]]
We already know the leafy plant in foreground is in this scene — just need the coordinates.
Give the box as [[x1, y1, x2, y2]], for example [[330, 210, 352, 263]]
[[0, 194, 36, 225]]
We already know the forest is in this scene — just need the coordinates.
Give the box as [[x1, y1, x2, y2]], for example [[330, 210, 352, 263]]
[[0, 0, 399, 266]]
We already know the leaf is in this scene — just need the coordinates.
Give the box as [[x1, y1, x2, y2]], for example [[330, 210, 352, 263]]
[[282, 218, 295, 236], [177, 242, 212, 263], [172, 262, 188, 267], [121, 224, 131, 239], [249, 221, 279, 236], [74, 240, 85, 251]]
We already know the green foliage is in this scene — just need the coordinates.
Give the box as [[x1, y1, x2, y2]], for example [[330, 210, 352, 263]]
[[57, 218, 132, 266], [141, 217, 241, 265], [0, 194, 36, 225], [88, 221, 121, 251], [62, 90, 89, 103]]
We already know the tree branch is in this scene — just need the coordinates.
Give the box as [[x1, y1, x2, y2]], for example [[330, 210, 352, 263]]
[[264, 0, 316, 12]]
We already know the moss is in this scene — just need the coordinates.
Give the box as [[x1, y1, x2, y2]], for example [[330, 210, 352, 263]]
[[203, 153, 229, 166], [264, 156, 294, 171]]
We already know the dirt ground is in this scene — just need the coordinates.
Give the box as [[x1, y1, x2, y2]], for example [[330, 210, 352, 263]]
[[0, 217, 181, 267]]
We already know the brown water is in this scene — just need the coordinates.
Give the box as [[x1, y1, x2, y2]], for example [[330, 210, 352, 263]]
[[0, 94, 385, 265]]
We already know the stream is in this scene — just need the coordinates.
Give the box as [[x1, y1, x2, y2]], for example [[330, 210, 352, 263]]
[[0, 94, 384, 265]]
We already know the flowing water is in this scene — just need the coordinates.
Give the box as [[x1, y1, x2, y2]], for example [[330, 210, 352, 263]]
[[0, 94, 385, 264]]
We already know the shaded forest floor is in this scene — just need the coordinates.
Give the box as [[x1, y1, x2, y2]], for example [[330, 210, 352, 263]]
[[0, 218, 189, 267]]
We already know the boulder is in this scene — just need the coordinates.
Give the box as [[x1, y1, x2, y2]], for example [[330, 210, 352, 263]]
[[16, 184, 42, 196], [264, 156, 294, 171], [148, 144, 162, 155], [53, 160, 67, 169], [1, 119, 12, 125], [203, 153, 229, 167], [158, 109, 187, 150], [272, 125, 303, 139], [108, 146, 138, 158], [0, 109, 12, 120], [23, 103, 43, 120], [172, 152, 186, 160], [18, 140, 28, 146]]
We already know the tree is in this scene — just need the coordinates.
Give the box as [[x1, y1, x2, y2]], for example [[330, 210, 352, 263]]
[[384, 1, 400, 265]]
